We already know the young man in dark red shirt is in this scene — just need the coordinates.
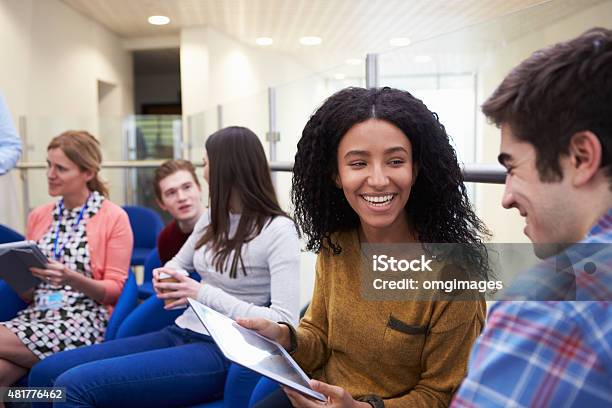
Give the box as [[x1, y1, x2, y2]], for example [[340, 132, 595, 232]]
[[154, 160, 204, 263]]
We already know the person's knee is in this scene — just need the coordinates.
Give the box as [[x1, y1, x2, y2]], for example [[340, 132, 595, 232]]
[[54, 367, 94, 406]]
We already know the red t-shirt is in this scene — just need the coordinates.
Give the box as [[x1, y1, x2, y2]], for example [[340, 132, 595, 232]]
[[156, 220, 192, 264]]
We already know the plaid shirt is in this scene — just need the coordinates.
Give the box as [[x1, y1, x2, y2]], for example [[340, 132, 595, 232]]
[[453, 209, 612, 408]]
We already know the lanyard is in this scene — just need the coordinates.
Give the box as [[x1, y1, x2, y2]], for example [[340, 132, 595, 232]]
[[53, 194, 90, 261]]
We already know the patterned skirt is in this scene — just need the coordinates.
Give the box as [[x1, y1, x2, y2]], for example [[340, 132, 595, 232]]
[[1, 284, 109, 360]]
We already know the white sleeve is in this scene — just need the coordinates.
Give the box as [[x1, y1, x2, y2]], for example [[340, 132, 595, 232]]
[[196, 217, 301, 325]]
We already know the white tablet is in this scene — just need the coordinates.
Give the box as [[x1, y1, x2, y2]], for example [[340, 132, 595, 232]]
[[187, 298, 326, 402]]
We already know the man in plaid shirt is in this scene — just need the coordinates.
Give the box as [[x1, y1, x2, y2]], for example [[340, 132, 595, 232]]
[[453, 28, 612, 407]]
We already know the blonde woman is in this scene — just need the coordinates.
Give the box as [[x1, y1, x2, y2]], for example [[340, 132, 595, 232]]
[[0, 131, 133, 387]]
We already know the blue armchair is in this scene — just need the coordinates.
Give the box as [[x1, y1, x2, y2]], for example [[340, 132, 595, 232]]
[[138, 247, 161, 300], [0, 225, 28, 321], [104, 269, 139, 340], [0, 280, 27, 321], [123, 206, 164, 266], [0, 223, 24, 244]]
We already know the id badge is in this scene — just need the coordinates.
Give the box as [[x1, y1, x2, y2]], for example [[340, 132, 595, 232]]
[[37, 292, 64, 311]]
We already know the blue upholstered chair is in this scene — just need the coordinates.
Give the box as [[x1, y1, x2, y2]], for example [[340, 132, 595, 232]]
[[122, 206, 164, 266], [0, 280, 27, 321], [0, 225, 28, 321], [138, 247, 161, 300], [104, 269, 139, 340], [0, 223, 24, 244]]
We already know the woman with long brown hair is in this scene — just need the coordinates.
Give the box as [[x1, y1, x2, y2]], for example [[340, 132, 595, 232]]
[[30, 126, 301, 408], [0, 130, 133, 388]]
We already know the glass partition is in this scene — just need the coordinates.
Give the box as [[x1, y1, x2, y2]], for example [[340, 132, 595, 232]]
[[123, 115, 182, 221], [376, 0, 610, 241], [19, 115, 182, 220]]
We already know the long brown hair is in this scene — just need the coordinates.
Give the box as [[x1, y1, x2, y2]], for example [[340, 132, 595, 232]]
[[195, 126, 289, 278], [48, 130, 108, 197]]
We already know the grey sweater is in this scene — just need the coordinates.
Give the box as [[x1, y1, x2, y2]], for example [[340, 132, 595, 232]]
[[166, 211, 301, 334]]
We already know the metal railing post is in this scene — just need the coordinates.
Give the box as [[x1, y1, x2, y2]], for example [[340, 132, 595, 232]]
[[266, 87, 280, 185], [216, 104, 223, 130], [18, 116, 29, 228], [172, 119, 183, 159], [366, 54, 379, 89]]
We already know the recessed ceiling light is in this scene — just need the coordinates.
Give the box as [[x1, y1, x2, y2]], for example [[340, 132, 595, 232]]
[[414, 55, 431, 63], [299, 36, 322, 46], [389, 37, 411, 47], [345, 58, 362, 65], [333, 73, 347, 80], [148, 15, 170, 25], [256, 37, 273, 46]]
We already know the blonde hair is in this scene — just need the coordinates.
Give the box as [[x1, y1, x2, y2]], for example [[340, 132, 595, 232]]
[[48, 130, 108, 197]]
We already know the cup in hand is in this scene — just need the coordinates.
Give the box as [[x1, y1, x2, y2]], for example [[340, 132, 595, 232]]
[[157, 269, 189, 308]]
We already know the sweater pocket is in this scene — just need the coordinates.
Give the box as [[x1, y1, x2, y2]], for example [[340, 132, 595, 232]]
[[381, 314, 427, 369], [388, 315, 428, 335]]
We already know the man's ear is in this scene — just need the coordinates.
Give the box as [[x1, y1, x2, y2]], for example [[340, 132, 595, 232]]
[[156, 197, 168, 212], [568, 131, 602, 187]]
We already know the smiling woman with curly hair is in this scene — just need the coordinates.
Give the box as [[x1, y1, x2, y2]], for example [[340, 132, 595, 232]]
[[241, 87, 490, 408]]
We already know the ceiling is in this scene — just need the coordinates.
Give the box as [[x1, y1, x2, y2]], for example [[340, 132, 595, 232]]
[[62, 0, 605, 73]]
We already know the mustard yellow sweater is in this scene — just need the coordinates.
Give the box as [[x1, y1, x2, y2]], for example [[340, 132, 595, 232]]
[[292, 230, 485, 407]]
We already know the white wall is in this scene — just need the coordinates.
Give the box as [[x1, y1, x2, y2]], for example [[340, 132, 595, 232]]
[[0, 0, 133, 231], [180, 27, 314, 116], [475, 0, 612, 243]]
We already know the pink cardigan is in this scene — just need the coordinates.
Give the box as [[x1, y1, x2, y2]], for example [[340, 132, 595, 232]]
[[27, 199, 134, 310]]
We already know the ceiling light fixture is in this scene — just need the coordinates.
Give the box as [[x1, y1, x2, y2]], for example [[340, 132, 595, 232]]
[[345, 58, 362, 65], [299, 36, 322, 46], [414, 55, 431, 63], [389, 37, 411, 47], [256, 37, 273, 46], [148, 15, 170, 25]]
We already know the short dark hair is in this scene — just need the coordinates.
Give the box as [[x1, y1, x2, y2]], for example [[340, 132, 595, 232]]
[[482, 27, 612, 182], [153, 159, 200, 201]]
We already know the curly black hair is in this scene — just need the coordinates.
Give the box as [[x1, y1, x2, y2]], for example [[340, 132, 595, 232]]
[[292, 87, 491, 279]]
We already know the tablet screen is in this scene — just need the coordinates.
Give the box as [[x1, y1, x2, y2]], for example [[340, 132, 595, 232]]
[[187, 299, 326, 402]]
